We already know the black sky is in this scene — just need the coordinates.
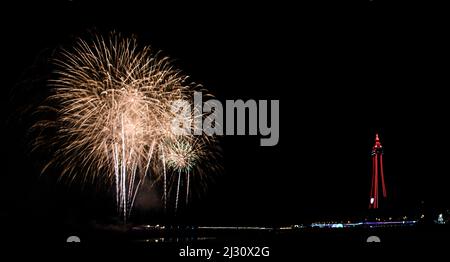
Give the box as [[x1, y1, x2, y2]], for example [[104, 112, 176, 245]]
[[1, 1, 449, 231]]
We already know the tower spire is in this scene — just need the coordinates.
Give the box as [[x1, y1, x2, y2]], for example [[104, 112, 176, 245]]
[[369, 133, 387, 209]]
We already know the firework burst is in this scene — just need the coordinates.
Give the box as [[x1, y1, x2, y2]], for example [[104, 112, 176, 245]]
[[164, 136, 204, 213], [32, 32, 220, 222]]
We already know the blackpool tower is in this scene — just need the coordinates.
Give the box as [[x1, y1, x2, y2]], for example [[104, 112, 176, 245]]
[[369, 134, 387, 209]]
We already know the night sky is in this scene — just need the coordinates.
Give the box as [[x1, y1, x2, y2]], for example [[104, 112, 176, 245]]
[[1, 1, 449, 235]]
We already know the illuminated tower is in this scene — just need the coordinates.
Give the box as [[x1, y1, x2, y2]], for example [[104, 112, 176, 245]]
[[369, 133, 387, 209]]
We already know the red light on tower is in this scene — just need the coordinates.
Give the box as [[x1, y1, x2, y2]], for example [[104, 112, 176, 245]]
[[369, 133, 387, 209]]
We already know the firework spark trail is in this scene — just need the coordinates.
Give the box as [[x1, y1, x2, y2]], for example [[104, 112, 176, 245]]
[[186, 171, 190, 206], [113, 143, 119, 210], [32, 32, 221, 222], [129, 161, 137, 204], [129, 139, 156, 216], [121, 114, 127, 222], [175, 170, 181, 214], [162, 147, 167, 212]]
